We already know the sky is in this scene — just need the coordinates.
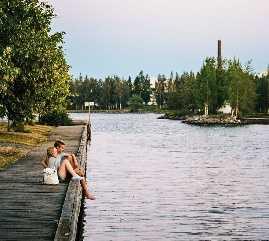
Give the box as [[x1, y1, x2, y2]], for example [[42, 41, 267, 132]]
[[47, 0, 269, 79]]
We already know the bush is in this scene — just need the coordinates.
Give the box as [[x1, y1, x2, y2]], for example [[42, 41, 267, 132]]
[[162, 110, 190, 120], [39, 110, 72, 126]]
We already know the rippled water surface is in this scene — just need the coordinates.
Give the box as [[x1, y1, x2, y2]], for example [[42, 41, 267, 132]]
[[71, 113, 269, 241]]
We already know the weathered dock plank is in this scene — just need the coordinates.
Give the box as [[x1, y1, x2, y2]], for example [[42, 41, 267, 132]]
[[0, 125, 85, 241]]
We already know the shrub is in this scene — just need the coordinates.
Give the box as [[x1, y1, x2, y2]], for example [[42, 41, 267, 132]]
[[162, 110, 190, 120], [39, 110, 72, 126]]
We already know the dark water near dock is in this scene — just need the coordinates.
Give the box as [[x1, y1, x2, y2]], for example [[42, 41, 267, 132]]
[[70, 113, 269, 241]]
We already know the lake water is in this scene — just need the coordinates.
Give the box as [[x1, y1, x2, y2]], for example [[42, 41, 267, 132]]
[[70, 113, 269, 241]]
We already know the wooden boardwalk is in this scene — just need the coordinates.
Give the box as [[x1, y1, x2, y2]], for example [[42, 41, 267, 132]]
[[0, 125, 84, 241]]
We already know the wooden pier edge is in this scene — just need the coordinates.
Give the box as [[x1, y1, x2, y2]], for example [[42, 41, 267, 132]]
[[54, 125, 88, 241]]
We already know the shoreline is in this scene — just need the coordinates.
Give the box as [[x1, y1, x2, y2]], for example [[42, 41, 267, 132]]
[[158, 113, 269, 126], [68, 109, 165, 114]]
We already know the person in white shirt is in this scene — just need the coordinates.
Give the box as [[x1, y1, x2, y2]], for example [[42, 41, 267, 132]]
[[54, 140, 84, 177]]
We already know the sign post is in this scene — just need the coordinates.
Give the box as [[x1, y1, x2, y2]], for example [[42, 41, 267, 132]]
[[84, 102, 94, 142], [84, 102, 94, 116]]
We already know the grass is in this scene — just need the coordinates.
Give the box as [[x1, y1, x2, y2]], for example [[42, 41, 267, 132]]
[[0, 124, 53, 170]]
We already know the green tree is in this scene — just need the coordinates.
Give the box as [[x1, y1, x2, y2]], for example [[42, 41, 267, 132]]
[[128, 95, 144, 112], [101, 76, 118, 109], [166, 72, 196, 113], [216, 59, 229, 110], [133, 71, 144, 97], [155, 74, 166, 108], [102, 76, 112, 109], [0, 0, 70, 130], [127, 76, 133, 96], [133, 71, 152, 105], [180, 72, 196, 112], [255, 74, 269, 113], [89, 77, 102, 109], [166, 71, 181, 110], [174, 72, 181, 90], [195, 57, 217, 114], [121, 79, 132, 108], [0, 47, 20, 118], [141, 74, 151, 105], [227, 59, 256, 117], [115, 76, 123, 109], [70, 75, 84, 110]]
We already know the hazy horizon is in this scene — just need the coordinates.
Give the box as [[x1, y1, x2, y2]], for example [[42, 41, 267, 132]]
[[48, 0, 269, 79]]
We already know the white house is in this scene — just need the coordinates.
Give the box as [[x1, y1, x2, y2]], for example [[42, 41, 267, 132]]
[[218, 102, 232, 114]]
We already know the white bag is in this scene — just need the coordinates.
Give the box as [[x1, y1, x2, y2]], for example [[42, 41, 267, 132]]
[[43, 168, 59, 185]]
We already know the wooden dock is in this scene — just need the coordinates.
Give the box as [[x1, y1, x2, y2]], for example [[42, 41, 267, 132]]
[[0, 125, 87, 241]]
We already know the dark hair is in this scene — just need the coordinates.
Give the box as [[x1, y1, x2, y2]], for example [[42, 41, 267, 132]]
[[54, 139, 65, 148]]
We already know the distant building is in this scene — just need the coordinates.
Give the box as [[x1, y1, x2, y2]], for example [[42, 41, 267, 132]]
[[258, 70, 269, 77], [148, 93, 157, 106], [257, 65, 269, 77], [218, 102, 232, 114]]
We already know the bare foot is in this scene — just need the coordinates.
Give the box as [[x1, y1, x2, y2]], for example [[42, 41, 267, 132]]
[[85, 191, 96, 200]]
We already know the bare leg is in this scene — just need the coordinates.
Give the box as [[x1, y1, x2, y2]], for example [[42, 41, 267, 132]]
[[58, 159, 78, 180], [58, 159, 95, 200], [80, 178, 95, 200], [67, 155, 84, 176], [67, 154, 80, 169], [71, 154, 79, 168]]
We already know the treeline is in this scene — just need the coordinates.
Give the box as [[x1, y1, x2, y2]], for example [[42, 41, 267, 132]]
[[0, 0, 70, 131], [69, 71, 151, 110], [70, 58, 269, 116]]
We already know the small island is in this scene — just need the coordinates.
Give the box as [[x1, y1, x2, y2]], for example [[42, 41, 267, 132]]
[[182, 115, 242, 126], [158, 112, 269, 126]]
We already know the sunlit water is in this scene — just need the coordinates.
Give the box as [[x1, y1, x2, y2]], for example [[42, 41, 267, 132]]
[[70, 113, 269, 241]]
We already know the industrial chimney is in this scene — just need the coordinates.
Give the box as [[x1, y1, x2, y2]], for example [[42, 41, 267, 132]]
[[217, 40, 222, 69]]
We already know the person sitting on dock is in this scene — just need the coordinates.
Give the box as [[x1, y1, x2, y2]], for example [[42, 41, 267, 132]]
[[42, 147, 95, 200], [54, 139, 85, 177]]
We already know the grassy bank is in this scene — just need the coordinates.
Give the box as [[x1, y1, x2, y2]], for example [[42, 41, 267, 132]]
[[0, 124, 53, 170]]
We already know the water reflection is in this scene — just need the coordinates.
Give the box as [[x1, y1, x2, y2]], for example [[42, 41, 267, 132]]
[[72, 113, 269, 241]]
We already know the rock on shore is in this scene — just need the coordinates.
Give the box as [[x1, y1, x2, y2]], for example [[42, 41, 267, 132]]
[[182, 115, 242, 126]]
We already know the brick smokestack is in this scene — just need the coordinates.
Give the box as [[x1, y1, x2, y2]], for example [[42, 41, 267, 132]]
[[217, 40, 222, 69]]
